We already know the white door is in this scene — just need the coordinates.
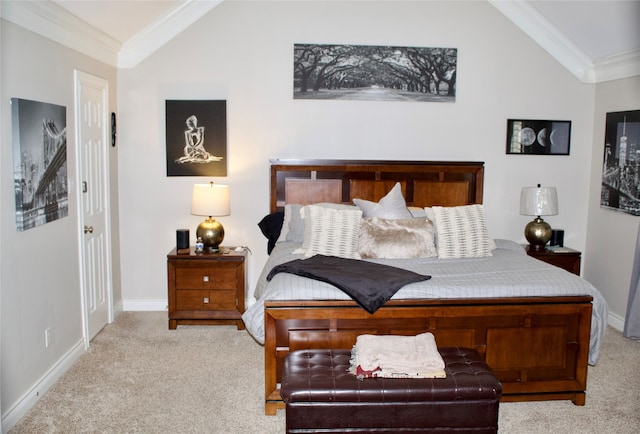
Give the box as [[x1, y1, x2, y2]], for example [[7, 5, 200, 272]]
[[74, 70, 113, 343]]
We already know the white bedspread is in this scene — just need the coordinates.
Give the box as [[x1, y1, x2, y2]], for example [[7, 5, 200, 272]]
[[242, 239, 608, 365]]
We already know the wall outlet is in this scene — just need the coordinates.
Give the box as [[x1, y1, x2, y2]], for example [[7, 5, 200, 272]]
[[44, 327, 52, 349]]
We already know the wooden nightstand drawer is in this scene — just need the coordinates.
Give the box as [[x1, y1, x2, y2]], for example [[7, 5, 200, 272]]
[[175, 289, 237, 311], [525, 245, 581, 275], [175, 290, 208, 310], [175, 267, 237, 289], [167, 247, 247, 330], [206, 289, 236, 309]]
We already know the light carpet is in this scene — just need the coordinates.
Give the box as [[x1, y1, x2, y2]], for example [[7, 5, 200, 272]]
[[9, 312, 640, 433]]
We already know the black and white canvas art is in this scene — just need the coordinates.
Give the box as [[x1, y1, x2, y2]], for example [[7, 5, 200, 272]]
[[12, 98, 68, 231], [294, 43, 457, 102], [601, 109, 640, 216], [165, 100, 227, 176]]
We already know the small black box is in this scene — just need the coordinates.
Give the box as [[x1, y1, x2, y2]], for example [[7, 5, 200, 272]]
[[176, 229, 189, 249], [550, 229, 564, 247]]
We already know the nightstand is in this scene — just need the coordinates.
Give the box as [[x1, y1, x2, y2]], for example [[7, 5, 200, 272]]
[[167, 247, 247, 330], [525, 245, 581, 275]]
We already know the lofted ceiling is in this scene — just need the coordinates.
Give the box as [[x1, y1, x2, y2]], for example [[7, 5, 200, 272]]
[[2, 0, 639, 83], [50, 0, 188, 45]]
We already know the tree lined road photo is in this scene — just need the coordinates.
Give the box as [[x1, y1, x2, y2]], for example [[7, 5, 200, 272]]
[[294, 43, 457, 102]]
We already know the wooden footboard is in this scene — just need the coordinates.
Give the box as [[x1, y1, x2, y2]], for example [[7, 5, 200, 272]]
[[264, 296, 593, 415]]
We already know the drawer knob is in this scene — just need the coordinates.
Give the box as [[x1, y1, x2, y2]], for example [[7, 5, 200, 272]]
[[203, 275, 209, 282], [203, 297, 209, 304]]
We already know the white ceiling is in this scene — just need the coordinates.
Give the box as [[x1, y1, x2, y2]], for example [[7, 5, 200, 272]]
[[528, 0, 640, 61], [2, 0, 639, 82], [51, 0, 187, 45]]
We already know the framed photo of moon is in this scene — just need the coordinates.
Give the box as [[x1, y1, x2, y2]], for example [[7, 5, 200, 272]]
[[506, 119, 571, 155]]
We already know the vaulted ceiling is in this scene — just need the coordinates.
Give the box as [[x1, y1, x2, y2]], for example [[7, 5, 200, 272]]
[[2, 0, 639, 83]]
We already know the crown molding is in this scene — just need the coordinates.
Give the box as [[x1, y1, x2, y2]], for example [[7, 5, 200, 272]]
[[1, 0, 121, 67], [593, 49, 640, 83], [3, 0, 637, 82], [118, 1, 223, 69], [490, 0, 640, 83], [489, 0, 600, 83], [1, 0, 222, 69]]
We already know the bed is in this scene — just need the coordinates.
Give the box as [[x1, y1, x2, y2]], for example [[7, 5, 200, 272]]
[[242, 159, 607, 415]]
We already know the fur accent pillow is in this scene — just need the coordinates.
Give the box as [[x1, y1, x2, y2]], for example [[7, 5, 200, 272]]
[[358, 218, 438, 259], [431, 205, 492, 259], [301, 205, 362, 258], [353, 182, 412, 219]]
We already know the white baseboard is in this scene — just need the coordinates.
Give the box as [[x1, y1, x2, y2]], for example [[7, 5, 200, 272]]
[[608, 311, 625, 332], [113, 298, 124, 316], [1, 338, 85, 433], [122, 299, 167, 311]]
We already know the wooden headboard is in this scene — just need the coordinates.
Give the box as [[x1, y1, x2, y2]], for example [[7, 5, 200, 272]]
[[270, 159, 484, 212]]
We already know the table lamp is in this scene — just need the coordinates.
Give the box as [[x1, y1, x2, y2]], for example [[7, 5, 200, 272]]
[[520, 184, 558, 251], [191, 182, 230, 252]]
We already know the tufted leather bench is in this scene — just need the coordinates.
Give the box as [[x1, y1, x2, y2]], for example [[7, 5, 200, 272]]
[[281, 347, 502, 434]]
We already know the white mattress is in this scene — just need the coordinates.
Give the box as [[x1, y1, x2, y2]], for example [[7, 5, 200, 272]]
[[242, 239, 608, 365]]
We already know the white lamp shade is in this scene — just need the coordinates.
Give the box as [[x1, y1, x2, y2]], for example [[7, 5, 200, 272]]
[[191, 183, 230, 217], [520, 186, 558, 216]]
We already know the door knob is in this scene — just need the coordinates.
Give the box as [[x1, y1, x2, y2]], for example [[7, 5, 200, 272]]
[[84, 225, 94, 234]]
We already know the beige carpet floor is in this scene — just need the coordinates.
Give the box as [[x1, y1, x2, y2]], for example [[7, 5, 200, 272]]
[[9, 311, 640, 433]]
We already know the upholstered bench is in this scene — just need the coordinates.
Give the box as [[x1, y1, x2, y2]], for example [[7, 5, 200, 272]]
[[281, 347, 502, 434]]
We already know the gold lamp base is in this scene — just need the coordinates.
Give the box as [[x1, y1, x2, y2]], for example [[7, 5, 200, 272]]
[[196, 217, 225, 253], [524, 216, 552, 251]]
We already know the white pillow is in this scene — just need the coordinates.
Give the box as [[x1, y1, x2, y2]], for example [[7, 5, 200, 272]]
[[277, 203, 354, 244], [276, 204, 304, 244], [432, 205, 492, 259], [358, 218, 437, 259], [301, 205, 362, 258], [353, 182, 412, 219]]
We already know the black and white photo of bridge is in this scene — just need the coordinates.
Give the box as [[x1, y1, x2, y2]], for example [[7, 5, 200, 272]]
[[601, 110, 640, 216], [12, 98, 68, 231], [294, 43, 457, 102]]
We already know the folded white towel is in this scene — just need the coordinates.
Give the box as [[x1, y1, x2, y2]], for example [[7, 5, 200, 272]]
[[350, 332, 445, 377]]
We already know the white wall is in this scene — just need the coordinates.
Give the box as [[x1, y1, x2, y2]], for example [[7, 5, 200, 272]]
[[118, 0, 596, 306], [585, 75, 640, 328], [0, 20, 119, 429]]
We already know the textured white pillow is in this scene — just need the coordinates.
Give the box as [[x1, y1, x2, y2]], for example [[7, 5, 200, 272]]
[[432, 205, 492, 259], [277, 203, 354, 244], [358, 218, 437, 259], [353, 182, 412, 219], [301, 205, 362, 258]]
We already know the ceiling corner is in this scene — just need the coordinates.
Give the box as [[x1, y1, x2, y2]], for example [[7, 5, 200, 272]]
[[1, 0, 223, 70], [489, 0, 599, 83], [117, 0, 223, 69], [593, 49, 640, 84], [1, 0, 121, 67]]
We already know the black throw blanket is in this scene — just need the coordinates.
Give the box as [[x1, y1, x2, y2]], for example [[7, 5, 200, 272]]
[[266, 255, 431, 314]]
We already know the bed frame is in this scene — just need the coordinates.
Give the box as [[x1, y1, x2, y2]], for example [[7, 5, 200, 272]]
[[263, 159, 592, 415]]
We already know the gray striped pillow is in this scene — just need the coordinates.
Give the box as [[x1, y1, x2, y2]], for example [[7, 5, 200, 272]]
[[302, 205, 363, 259], [432, 205, 492, 259]]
